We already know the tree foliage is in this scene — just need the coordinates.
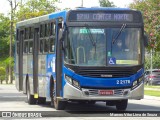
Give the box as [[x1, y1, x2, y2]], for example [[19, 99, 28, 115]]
[[16, 0, 59, 21], [0, 14, 10, 58], [99, 0, 115, 7], [129, 0, 160, 51], [145, 52, 160, 69]]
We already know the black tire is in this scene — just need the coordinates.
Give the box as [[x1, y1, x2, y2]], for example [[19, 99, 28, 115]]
[[116, 99, 128, 111], [27, 80, 36, 104], [50, 77, 66, 110], [54, 99, 67, 110], [38, 97, 46, 104], [50, 77, 54, 107]]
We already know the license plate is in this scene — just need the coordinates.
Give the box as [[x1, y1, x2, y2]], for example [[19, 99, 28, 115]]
[[98, 90, 114, 95]]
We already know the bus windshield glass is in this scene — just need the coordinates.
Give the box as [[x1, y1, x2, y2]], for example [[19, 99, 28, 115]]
[[64, 27, 141, 66]]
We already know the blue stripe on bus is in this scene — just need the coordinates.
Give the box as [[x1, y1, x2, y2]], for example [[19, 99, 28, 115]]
[[63, 67, 144, 88]]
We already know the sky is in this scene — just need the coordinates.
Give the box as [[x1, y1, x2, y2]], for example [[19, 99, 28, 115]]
[[0, 0, 134, 15]]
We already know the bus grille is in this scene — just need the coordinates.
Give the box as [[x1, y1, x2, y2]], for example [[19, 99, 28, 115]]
[[77, 68, 134, 78]]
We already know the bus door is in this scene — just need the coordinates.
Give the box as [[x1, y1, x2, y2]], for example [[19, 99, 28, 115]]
[[33, 27, 39, 96], [55, 19, 63, 97], [17, 29, 24, 91]]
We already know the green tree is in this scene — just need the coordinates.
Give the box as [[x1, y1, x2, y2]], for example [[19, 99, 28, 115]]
[[0, 14, 10, 57], [145, 52, 160, 69], [130, 0, 160, 51], [99, 0, 115, 7], [16, 0, 59, 21]]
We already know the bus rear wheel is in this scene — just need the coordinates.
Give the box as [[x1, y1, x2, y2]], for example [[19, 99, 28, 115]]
[[27, 80, 36, 104], [116, 99, 128, 111], [38, 97, 46, 104]]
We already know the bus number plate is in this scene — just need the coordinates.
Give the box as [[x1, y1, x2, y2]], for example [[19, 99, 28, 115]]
[[98, 90, 114, 96]]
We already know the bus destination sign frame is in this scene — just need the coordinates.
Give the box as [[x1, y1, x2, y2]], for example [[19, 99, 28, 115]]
[[68, 12, 134, 22]]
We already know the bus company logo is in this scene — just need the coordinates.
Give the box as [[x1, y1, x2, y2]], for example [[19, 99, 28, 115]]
[[101, 74, 112, 77], [2, 112, 11, 118]]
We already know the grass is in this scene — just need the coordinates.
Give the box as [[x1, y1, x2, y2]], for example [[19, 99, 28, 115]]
[[144, 90, 160, 97], [144, 85, 160, 89]]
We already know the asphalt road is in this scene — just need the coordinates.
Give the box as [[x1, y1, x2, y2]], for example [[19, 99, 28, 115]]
[[0, 84, 160, 119]]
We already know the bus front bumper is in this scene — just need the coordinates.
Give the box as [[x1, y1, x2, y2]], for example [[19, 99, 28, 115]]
[[63, 82, 144, 100]]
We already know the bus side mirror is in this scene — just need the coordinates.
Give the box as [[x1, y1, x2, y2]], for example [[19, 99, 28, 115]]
[[144, 34, 148, 47]]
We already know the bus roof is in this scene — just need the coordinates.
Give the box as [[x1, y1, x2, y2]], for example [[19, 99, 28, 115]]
[[75, 7, 131, 11], [16, 10, 67, 28]]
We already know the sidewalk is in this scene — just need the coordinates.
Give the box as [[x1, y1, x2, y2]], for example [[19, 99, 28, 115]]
[[144, 95, 160, 101]]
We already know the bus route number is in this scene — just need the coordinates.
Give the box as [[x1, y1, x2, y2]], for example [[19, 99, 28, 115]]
[[116, 80, 130, 85]]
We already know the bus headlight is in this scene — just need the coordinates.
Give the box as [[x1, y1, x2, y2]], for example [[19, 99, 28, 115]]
[[132, 76, 143, 90], [138, 76, 143, 83], [65, 75, 81, 90], [65, 75, 72, 84]]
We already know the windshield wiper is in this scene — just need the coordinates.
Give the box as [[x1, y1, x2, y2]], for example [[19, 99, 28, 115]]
[[84, 24, 96, 46], [112, 24, 126, 44]]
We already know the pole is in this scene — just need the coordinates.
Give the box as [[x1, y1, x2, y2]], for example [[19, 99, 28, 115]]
[[150, 48, 153, 85], [81, 0, 83, 7]]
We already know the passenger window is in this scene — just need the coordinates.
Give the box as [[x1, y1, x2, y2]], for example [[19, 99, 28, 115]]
[[50, 38, 55, 52], [40, 40, 43, 53], [50, 22, 56, 36], [40, 24, 45, 38], [44, 39, 49, 53], [17, 43, 19, 54], [29, 27, 34, 39], [24, 41, 28, 53], [29, 41, 33, 53], [25, 28, 29, 39]]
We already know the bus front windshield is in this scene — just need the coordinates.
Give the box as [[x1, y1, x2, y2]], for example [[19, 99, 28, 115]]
[[64, 27, 142, 66]]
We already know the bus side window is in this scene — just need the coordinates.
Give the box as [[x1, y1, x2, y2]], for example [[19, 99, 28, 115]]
[[44, 39, 49, 53], [17, 42, 19, 54], [45, 23, 49, 37], [50, 22, 56, 36], [25, 28, 29, 40], [50, 38, 55, 52], [29, 27, 34, 39], [40, 24, 45, 37], [40, 40, 43, 53], [24, 41, 28, 53], [29, 41, 33, 53]]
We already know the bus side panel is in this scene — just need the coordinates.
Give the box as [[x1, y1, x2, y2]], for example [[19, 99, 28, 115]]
[[22, 55, 28, 93], [27, 54, 34, 95], [15, 53, 19, 90], [38, 54, 47, 97]]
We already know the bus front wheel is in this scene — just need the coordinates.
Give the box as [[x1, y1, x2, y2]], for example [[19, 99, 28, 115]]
[[54, 98, 67, 110], [116, 99, 128, 111], [50, 77, 66, 110], [27, 80, 36, 104]]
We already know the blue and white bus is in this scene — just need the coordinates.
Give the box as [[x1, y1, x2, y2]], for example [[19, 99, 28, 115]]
[[15, 7, 148, 110]]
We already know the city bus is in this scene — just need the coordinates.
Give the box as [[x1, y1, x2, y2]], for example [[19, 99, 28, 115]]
[[15, 7, 148, 111]]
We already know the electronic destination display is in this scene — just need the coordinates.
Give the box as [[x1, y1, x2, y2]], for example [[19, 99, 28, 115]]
[[68, 11, 141, 22]]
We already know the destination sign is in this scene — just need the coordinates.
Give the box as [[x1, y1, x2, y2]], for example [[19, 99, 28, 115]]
[[68, 12, 134, 22]]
